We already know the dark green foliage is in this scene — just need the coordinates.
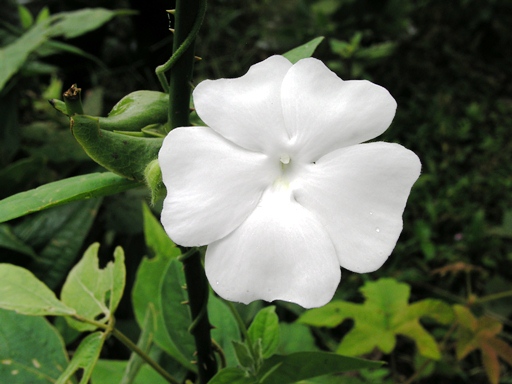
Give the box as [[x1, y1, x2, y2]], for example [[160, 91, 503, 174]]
[[1, 0, 511, 383]]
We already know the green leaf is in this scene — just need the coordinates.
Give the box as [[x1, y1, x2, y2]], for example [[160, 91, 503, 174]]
[[61, 243, 126, 332], [248, 306, 280, 358], [208, 367, 256, 384], [49, 8, 134, 39], [283, 37, 325, 64], [160, 259, 195, 361], [0, 20, 49, 91], [18, 5, 34, 29], [0, 172, 140, 223], [30, 198, 102, 290], [401, 299, 455, 325], [142, 202, 176, 258], [0, 308, 69, 383], [298, 301, 363, 328], [56, 332, 105, 384], [278, 323, 318, 355], [232, 340, 254, 369], [258, 352, 383, 384], [0, 264, 75, 316], [209, 294, 241, 366], [35, 6, 50, 23], [92, 360, 168, 384], [0, 224, 37, 258], [132, 249, 195, 371], [299, 278, 450, 359]]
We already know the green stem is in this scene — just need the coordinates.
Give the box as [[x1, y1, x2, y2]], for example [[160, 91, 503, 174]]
[[111, 328, 180, 384], [180, 249, 217, 383], [167, 0, 206, 130], [72, 315, 179, 384], [155, 0, 206, 94], [474, 289, 512, 304], [63, 84, 83, 115]]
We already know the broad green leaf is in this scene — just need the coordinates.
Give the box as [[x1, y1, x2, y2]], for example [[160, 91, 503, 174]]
[[278, 323, 318, 355], [38, 40, 104, 67], [132, 249, 195, 371], [299, 278, 450, 359], [258, 352, 383, 384], [209, 294, 241, 366], [0, 264, 75, 316], [298, 301, 364, 328], [0, 224, 37, 258], [283, 37, 325, 64], [92, 360, 168, 384], [0, 20, 49, 90], [142, 202, 176, 258], [0, 308, 69, 383], [337, 323, 396, 356], [248, 306, 280, 358], [30, 198, 102, 290], [395, 321, 441, 360], [56, 332, 105, 384], [49, 9, 134, 39], [0, 172, 139, 223], [61, 243, 126, 332], [208, 367, 256, 384], [397, 299, 454, 326], [232, 340, 254, 369], [360, 278, 410, 313], [160, 259, 195, 362]]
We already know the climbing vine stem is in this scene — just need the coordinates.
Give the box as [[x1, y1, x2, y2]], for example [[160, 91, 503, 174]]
[[163, 1, 216, 382]]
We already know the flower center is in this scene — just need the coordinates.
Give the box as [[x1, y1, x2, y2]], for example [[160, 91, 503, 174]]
[[275, 154, 294, 188]]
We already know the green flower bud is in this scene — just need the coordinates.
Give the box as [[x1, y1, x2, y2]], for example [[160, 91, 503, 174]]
[[144, 159, 166, 205], [70, 114, 163, 183]]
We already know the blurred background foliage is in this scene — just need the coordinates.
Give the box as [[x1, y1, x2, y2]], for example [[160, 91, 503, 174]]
[[1, 0, 511, 382]]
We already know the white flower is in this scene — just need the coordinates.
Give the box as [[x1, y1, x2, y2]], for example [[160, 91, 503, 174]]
[[159, 55, 421, 308]]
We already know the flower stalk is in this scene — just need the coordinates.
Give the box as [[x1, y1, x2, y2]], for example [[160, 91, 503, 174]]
[[165, 0, 217, 382]]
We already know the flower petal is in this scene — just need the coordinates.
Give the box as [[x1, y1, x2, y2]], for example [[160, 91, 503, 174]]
[[293, 142, 421, 273], [193, 55, 292, 155], [159, 127, 277, 246], [205, 186, 341, 308], [281, 58, 397, 162]]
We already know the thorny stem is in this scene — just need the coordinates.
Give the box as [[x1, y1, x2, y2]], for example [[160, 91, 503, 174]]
[[154, 0, 206, 95], [73, 314, 179, 384], [163, 0, 217, 381], [167, 0, 206, 131]]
